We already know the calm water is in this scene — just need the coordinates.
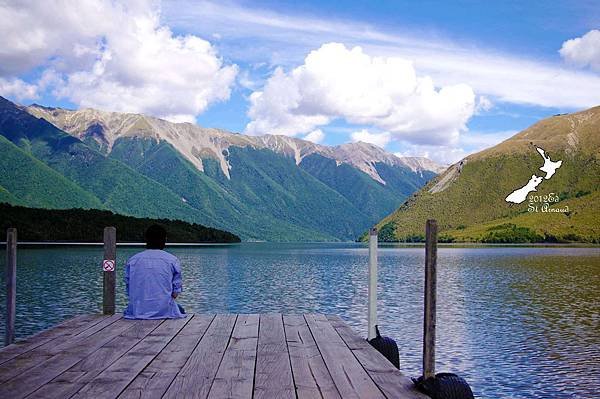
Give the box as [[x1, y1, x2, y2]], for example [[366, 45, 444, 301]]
[[0, 243, 598, 398]]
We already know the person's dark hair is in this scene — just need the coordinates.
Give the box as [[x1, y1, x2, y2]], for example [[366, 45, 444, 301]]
[[145, 224, 167, 249]]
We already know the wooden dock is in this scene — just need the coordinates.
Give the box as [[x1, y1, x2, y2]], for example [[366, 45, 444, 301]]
[[0, 313, 427, 399]]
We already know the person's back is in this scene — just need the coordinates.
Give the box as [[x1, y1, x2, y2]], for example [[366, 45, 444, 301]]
[[124, 225, 185, 319]]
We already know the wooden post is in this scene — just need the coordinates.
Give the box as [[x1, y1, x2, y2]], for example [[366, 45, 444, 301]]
[[368, 227, 378, 340], [5, 228, 17, 346], [102, 227, 116, 315], [423, 219, 438, 380]]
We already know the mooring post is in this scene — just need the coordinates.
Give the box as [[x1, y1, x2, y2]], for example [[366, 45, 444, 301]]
[[5, 228, 17, 346], [102, 227, 117, 315], [368, 227, 378, 340], [423, 219, 438, 379]]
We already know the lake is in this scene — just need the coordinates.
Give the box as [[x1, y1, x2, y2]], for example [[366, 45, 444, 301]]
[[0, 243, 598, 398]]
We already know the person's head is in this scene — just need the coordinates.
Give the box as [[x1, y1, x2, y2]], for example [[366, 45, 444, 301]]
[[145, 224, 167, 249]]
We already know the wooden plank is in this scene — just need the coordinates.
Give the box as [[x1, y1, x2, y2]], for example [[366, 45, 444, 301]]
[[327, 315, 428, 399], [0, 314, 104, 364], [0, 314, 123, 383], [103, 226, 117, 315], [207, 314, 259, 399], [163, 314, 237, 399], [284, 314, 340, 399], [5, 228, 17, 346], [0, 317, 140, 398], [305, 314, 385, 399], [119, 314, 215, 399], [70, 317, 188, 398], [27, 318, 165, 398], [254, 313, 295, 399]]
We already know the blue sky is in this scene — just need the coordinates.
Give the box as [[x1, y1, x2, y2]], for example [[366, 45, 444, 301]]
[[1, 0, 599, 163]]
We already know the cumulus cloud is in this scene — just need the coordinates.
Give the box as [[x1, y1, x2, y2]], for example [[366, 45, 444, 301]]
[[246, 43, 475, 146], [303, 129, 325, 143], [560, 30, 600, 72], [350, 129, 391, 148], [0, 77, 38, 101], [0, 0, 237, 122], [167, 1, 600, 110]]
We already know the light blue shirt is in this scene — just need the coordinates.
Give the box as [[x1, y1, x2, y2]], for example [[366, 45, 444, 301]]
[[124, 249, 185, 319]]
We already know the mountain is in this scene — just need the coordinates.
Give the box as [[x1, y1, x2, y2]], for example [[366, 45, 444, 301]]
[[0, 96, 224, 227], [0, 203, 240, 243], [374, 106, 600, 243], [0, 135, 103, 209], [15, 102, 441, 240]]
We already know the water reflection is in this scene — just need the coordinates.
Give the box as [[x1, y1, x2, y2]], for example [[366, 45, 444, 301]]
[[0, 244, 598, 398]]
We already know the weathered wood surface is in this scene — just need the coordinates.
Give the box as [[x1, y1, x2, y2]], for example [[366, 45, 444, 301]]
[[254, 313, 295, 399], [103, 226, 117, 315], [0, 314, 423, 398], [5, 228, 17, 346], [208, 314, 259, 399], [327, 315, 428, 399], [284, 315, 340, 399], [423, 219, 438, 379]]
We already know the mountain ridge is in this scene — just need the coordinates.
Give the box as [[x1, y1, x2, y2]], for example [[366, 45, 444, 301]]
[[0, 96, 442, 241], [374, 106, 600, 243], [26, 104, 444, 184]]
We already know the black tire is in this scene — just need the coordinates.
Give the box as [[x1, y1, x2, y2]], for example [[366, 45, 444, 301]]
[[368, 326, 400, 369], [415, 373, 474, 399]]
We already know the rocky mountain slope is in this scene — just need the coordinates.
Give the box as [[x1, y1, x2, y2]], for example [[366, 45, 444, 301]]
[[374, 106, 600, 243], [0, 96, 443, 241], [27, 104, 442, 182]]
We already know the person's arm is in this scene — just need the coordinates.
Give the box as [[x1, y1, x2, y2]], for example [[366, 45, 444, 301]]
[[171, 258, 183, 299], [124, 261, 130, 297]]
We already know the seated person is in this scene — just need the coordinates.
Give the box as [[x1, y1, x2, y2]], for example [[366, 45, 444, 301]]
[[124, 224, 186, 319]]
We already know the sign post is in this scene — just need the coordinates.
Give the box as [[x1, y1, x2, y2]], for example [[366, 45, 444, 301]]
[[5, 228, 17, 346], [423, 219, 438, 380], [103, 227, 116, 315], [368, 227, 378, 340]]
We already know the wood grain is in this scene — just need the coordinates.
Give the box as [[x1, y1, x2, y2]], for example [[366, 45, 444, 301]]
[[71, 317, 188, 398], [119, 314, 215, 399], [29, 319, 164, 398], [5, 228, 17, 346], [207, 314, 259, 399], [163, 314, 237, 399], [327, 315, 428, 399], [305, 314, 385, 399], [0, 317, 137, 399], [254, 313, 295, 399], [0, 314, 104, 365], [284, 314, 340, 399], [103, 226, 116, 315], [0, 313, 427, 399], [0, 314, 122, 384], [423, 219, 437, 379]]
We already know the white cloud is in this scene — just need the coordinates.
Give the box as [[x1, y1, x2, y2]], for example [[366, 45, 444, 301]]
[[395, 146, 467, 165], [350, 130, 391, 148], [459, 130, 516, 150], [0, 77, 38, 101], [394, 130, 517, 164], [246, 43, 475, 146], [0, 0, 237, 122], [560, 30, 600, 72], [165, 0, 600, 110], [303, 129, 325, 143], [475, 96, 493, 113]]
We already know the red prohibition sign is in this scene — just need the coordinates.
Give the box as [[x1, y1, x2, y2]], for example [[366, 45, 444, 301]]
[[103, 259, 115, 272]]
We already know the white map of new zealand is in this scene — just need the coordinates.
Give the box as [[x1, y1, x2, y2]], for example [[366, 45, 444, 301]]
[[505, 147, 562, 204]]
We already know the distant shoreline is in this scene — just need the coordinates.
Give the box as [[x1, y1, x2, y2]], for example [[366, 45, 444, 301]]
[[0, 241, 239, 246], [1, 241, 598, 248]]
